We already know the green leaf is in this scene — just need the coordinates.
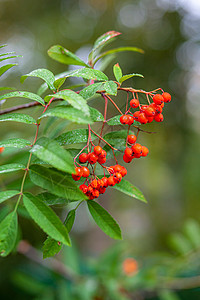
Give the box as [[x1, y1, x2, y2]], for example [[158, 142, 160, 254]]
[[0, 113, 36, 124], [87, 201, 122, 240], [112, 179, 147, 203], [90, 107, 104, 122], [40, 105, 92, 124], [47, 90, 90, 116], [53, 77, 66, 90], [0, 55, 22, 62], [0, 87, 15, 91], [113, 63, 122, 82], [79, 82, 103, 100], [21, 69, 55, 91], [119, 73, 144, 84], [23, 193, 71, 246], [42, 236, 62, 259], [0, 64, 18, 77], [104, 81, 118, 96], [42, 209, 75, 259], [159, 290, 180, 300], [55, 129, 96, 146], [48, 45, 88, 67], [38, 192, 67, 205], [0, 190, 19, 204], [29, 165, 87, 201], [30, 137, 74, 174], [184, 219, 200, 249], [64, 209, 76, 232], [58, 67, 108, 81], [168, 233, 193, 255], [94, 46, 144, 64], [0, 138, 31, 148], [0, 91, 44, 106], [0, 44, 7, 49], [0, 211, 18, 257], [0, 163, 25, 174], [89, 31, 121, 60], [103, 130, 130, 150]]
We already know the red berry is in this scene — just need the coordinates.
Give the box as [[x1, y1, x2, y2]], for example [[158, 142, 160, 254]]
[[72, 166, 82, 180], [138, 112, 148, 124], [154, 113, 164, 122], [114, 172, 122, 184], [131, 143, 142, 155], [94, 146, 102, 156], [162, 92, 171, 103], [144, 106, 155, 117], [153, 94, 164, 105], [79, 184, 88, 194], [140, 105, 148, 112], [113, 164, 122, 173], [127, 115, 134, 125], [120, 114, 129, 125], [91, 179, 98, 189], [79, 153, 88, 163], [88, 152, 98, 164], [124, 147, 133, 158], [146, 116, 154, 123], [123, 154, 132, 163], [102, 177, 108, 187], [120, 166, 127, 177], [130, 98, 139, 108], [81, 166, 90, 177], [0, 147, 5, 153], [133, 111, 140, 121], [127, 134, 137, 144], [87, 186, 93, 194], [107, 176, 116, 186], [141, 146, 149, 157], [72, 174, 81, 181], [150, 103, 162, 114], [99, 187, 106, 194], [99, 150, 107, 159], [98, 157, 106, 164], [97, 179, 104, 189], [92, 189, 99, 198]]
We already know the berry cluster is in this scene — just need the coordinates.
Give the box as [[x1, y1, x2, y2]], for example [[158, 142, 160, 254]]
[[71, 89, 172, 201], [120, 92, 171, 125]]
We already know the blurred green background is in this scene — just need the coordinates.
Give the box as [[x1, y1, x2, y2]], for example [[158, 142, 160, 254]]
[[0, 0, 200, 299]]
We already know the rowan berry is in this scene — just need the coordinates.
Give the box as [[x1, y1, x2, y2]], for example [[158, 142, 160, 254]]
[[88, 152, 98, 164], [72, 174, 81, 181], [97, 179, 104, 189], [127, 115, 134, 125], [92, 189, 99, 198], [146, 116, 154, 123], [120, 114, 129, 125], [138, 112, 148, 124], [131, 143, 142, 155], [130, 98, 139, 108], [150, 103, 162, 114], [81, 166, 90, 177], [99, 187, 106, 194], [123, 154, 132, 163], [154, 113, 164, 122], [101, 176, 108, 187], [144, 106, 155, 117], [122, 258, 138, 276], [113, 164, 122, 173], [114, 172, 122, 184], [91, 179, 98, 189], [107, 176, 116, 186], [124, 147, 133, 158], [94, 146, 102, 156], [87, 186, 93, 194], [98, 150, 107, 159], [79, 184, 88, 194], [0, 147, 5, 153], [162, 92, 171, 102], [153, 94, 164, 105], [98, 157, 106, 164], [140, 105, 148, 112], [120, 166, 127, 177], [79, 153, 88, 163], [141, 146, 149, 156], [132, 111, 140, 120], [127, 134, 137, 144]]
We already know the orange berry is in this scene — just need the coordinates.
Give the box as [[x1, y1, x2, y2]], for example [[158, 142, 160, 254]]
[[81, 166, 90, 177], [162, 92, 171, 103], [99, 187, 106, 194], [124, 147, 133, 158], [94, 146, 102, 156], [131, 143, 142, 155], [79, 184, 88, 194], [127, 115, 134, 125], [153, 94, 164, 105], [98, 150, 107, 159], [113, 164, 122, 173], [154, 113, 164, 122], [101, 177, 108, 187], [97, 157, 106, 164], [141, 146, 149, 156], [0, 147, 5, 153], [120, 114, 129, 125], [123, 154, 132, 163], [120, 166, 127, 177], [113, 172, 122, 184], [144, 106, 155, 117], [138, 112, 148, 124], [107, 176, 116, 186], [133, 111, 140, 121], [92, 189, 99, 198], [122, 258, 138, 276], [88, 152, 98, 164], [130, 98, 139, 108], [127, 134, 137, 144], [91, 179, 98, 189], [79, 153, 88, 163]]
